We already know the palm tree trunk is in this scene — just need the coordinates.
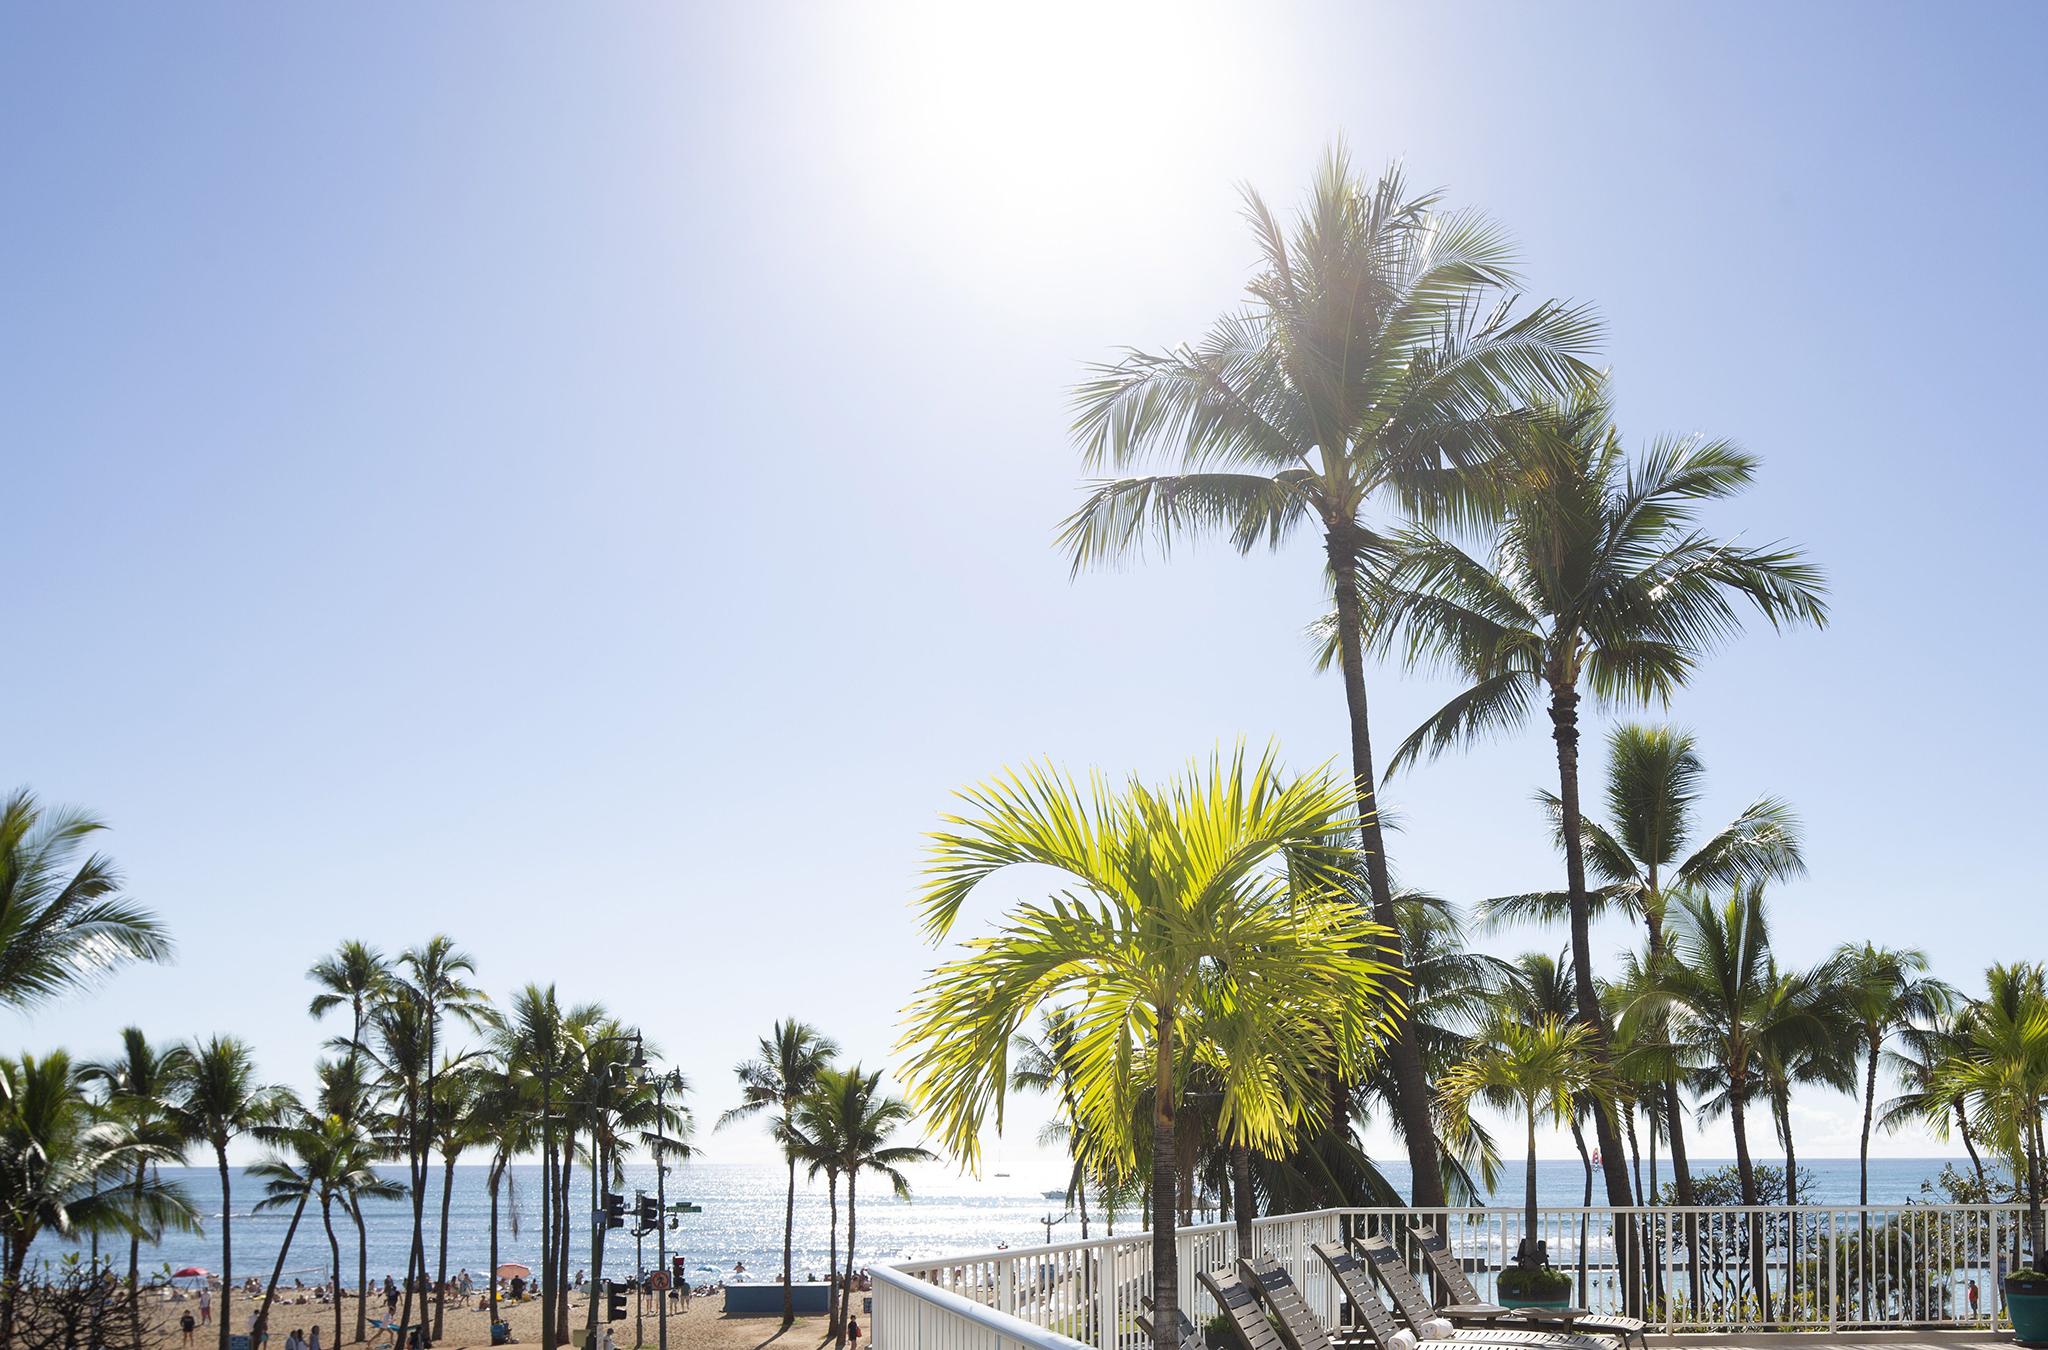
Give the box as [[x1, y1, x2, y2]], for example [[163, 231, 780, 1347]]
[[1777, 1095, 1797, 1323], [781, 1149, 798, 1327], [259, 1191, 312, 1338], [541, 1110, 555, 1350], [1956, 1103, 1987, 1188], [324, 1198, 344, 1350], [217, 1145, 236, 1350], [1859, 1042, 1879, 1207], [1548, 677, 1643, 1308], [130, 1159, 149, 1348], [1, 1227, 30, 1348], [1075, 1154, 1091, 1240], [1572, 1120, 1591, 1306], [1231, 1145, 1255, 1259], [841, 1174, 859, 1350], [1327, 527, 1442, 1206], [1729, 1086, 1765, 1316], [435, 1153, 457, 1338], [555, 1135, 574, 1348], [353, 1201, 369, 1344], [489, 1161, 503, 1332], [585, 1142, 602, 1348], [1522, 1107, 1540, 1271], [826, 1172, 841, 1337], [1148, 1006, 1180, 1350]]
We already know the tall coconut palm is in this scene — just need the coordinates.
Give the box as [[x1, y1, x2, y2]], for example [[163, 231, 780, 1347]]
[[467, 1060, 533, 1338], [785, 1096, 848, 1334], [175, 1036, 291, 1350], [0, 788, 171, 1008], [1644, 888, 1825, 1300], [900, 745, 1403, 1350], [309, 1054, 385, 1345], [248, 1104, 328, 1341], [1371, 384, 1828, 1239], [384, 938, 487, 1347], [1755, 959, 1854, 1210], [0, 1050, 195, 1343], [308, 941, 390, 1063], [809, 1066, 935, 1347], [1010, 1011, 1095, 1238], [1832, 942, 1951, 1207], [1440, 1015, 1609, 1272], [428, 1063, 487, 1338], [1483, 724, 1805, 1211], [716, 1020, 838, 1327], [82, 1027, 194, 1345], [1058, 148, 1600, 1204]]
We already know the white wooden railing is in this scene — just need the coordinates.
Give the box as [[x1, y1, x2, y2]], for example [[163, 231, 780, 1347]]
[[884, 1204, 2034, 1346]]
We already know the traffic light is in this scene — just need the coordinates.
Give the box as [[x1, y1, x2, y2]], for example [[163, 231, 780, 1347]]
[[636, 1194, 660, 1228], [605, 1280, 628, 1322], [602, 1192, 626, 1229]]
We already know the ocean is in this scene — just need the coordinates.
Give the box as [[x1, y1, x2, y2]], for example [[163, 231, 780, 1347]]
[[31, 1157, 1970, 1289]]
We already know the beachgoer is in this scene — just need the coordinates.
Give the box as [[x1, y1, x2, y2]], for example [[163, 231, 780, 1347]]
[[1969, 1279, 1981, 1315], [846, 1315, 862, 1350], [250, 1310, 267, 1349], [284, 1327, 304, 1350], [311, 1326, 323, 1350], [181, 1312, 197, 1347], [199, 1289, 213, 1324], [600, 1328, 616, 1350]]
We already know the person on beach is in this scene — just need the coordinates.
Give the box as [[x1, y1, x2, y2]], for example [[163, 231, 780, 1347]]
[[199, 1289, 212, 1324], [846, 1316, 861, 1350], [311, 1325, 323, 1350], [180, 1311, 196, 1347]]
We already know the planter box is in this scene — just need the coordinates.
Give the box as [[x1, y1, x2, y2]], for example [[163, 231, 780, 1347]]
[[2009, 1286, 2048, 1347]]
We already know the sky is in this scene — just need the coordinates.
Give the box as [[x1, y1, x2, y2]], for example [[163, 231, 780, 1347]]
[[3, 1, 2044, 1172]]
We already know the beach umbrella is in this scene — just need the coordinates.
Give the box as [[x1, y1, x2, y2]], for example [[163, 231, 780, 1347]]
[[173, 1267, 210, 1279], [494, 1263, 531, 1279]]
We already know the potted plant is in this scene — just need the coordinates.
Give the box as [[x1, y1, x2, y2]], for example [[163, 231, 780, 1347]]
[[1497, 1263, 1573, 1311], [2007, 1269, 2048, 1346]]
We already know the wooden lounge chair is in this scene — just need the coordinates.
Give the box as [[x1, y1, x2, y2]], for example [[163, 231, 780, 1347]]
[[1236, 1255, 1374, 1350], [1411, 1227, 1647, 1350], [1350, 1235, 1614, 1350], [1309, 1244, 1609, 1350], [1197, 1265, 1290, 1350]]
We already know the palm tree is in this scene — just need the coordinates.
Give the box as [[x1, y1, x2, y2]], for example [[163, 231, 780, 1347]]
[[716, 1019, 838, 1327], [810, 1066, 935, 1347], [1832, 942, 1951, 1207], [426, 1062, 486, 1339], [248, 1106, 325, 1340], [309, 941, 390, 1063], [1058, 148, 1600, 1204], [468, 1062, 533, 1338], [1934, 964, 2048, 1263], [785, 1096, 847, 1335], [81, 1027, 194, 1345], [1010, 1011, 1095, 1238], [0, 1050, 195, 1343], [0, 788, 171, 1008], [1483, 723, 1805, 1211], [1645, 888, 1825, 1301], [1756, 959, 1853, 1210], [1372, 383, 1828, 1233], [311, 1054, 387, 1345], [1353, 891, 1511, 1202], [1440, 1015, 1608, 1273], [179, 1035, 293, 1350], [900, 745, 1402, 1350], [1882, 1006, 1989, 1186]]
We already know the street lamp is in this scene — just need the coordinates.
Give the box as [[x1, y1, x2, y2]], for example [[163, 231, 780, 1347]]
[[641, 1067, 686, 1350]]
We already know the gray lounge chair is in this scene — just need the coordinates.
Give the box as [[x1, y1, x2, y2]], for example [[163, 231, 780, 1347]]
[[1236, 1256, 1375, 1350], [1351, 1235, 1615, 1350], [1197, 1265, 1291, 1350], [1139, 1292, 1206, 1350], [1310, 1244, 1612, 1350], [1411, 1227, 1647, 1350]]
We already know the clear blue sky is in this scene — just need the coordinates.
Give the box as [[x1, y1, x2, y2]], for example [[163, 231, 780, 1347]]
[[3, 2, 2043, 1167]]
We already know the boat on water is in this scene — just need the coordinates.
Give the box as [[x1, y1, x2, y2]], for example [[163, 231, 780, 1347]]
[[1042, 1190, 1067, 1200]]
